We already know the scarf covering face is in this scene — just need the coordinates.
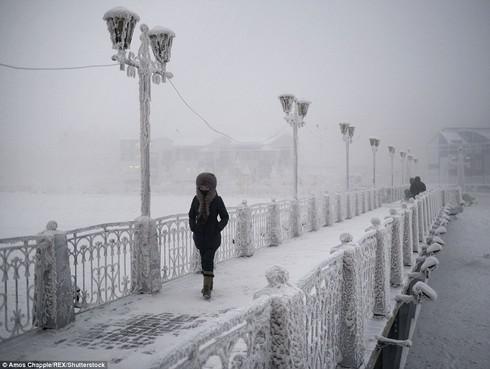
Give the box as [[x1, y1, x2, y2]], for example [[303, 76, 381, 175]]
[[195, 172, 217, 223]]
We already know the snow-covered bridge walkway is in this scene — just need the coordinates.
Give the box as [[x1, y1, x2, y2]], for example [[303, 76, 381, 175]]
[[0, 187, 461, 369], [0, 203, 395, 368]]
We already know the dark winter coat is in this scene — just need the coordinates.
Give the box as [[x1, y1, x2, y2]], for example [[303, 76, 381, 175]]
[[410, 178, 427, 197], [188, 195, 229, 251]]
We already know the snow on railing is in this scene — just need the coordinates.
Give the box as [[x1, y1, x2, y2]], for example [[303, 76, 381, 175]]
[[155, 296, 272, 369], [0, 235, 40, 342], [297, 252, 344, 369], [0, 184, 410, 344], [66, 221, 135, 312]]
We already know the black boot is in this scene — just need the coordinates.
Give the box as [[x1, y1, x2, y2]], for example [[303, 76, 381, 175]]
[[202, 271, 214, 299]]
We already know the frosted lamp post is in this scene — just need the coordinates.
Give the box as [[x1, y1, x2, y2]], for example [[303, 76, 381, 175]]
[[407, 154, 413, 180], [388, 145, 396, 188], [103, 7, 175, 217], [399, 151, 407, 185], [340, 123, 355, 191], [369, 137, 380, 188], [457, 146, 465, 189], [413, 157, 418, 174], [279, 94, 310, 199]]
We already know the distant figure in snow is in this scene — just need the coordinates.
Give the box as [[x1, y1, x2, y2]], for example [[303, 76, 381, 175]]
[[188, 173, 229, 300], [410, 176, 427, 197]]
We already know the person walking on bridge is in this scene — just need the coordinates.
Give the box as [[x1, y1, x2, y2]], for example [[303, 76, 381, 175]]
[[410, 176, 427, 197], [189, 172, 229, 300]]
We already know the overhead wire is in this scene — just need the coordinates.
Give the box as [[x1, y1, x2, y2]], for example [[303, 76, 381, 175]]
[[0, 60, 288, 145]]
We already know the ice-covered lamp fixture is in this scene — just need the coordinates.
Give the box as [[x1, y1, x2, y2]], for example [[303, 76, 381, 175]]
[[279, 94, 296, 115], [297, 100, 311, 118], [388, 145, 396, 155], [103, 7, 140, 69], [103, 7, 140, 50], [339, 122, 350, 136], [348, 125, 355, 139], [400, 151, 406, 159], [369, 137, 380, 150], [148, 26, 175, 70]]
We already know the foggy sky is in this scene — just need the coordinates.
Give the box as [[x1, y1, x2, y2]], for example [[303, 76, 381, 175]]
[[0, 0, 489, 190]]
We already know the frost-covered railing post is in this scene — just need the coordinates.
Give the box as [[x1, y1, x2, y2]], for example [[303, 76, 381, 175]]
[[346, 192, 352, 219], [409, 199, 420, 253], [268, 199, 282, 246], [132, 216, 161, 293], [340, 240, 366, 369], [336, 193, 344, 222], [309, 196, 319, 231], [291, 199, 301, 238], [367, 219, 391, 318], [323, 192, 332, 227], [254, 266, 307, 369], [355, 191, 360, 216], [401, 203, 414, 266], [386, 210, 403, 287], [33, 221, 75, 330], [361, 191, 366, 214], [236, 201, 254, 256], [416, 196, 424, 242], [367, 190, 372, 211]]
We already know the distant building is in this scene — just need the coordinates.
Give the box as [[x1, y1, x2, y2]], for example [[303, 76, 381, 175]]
[[428, 127, 490, 186], [119, 134, 293, 191]]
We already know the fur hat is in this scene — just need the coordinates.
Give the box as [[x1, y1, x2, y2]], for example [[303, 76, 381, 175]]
[[196, 172, 217, 190], [195, 173, 217, 223]]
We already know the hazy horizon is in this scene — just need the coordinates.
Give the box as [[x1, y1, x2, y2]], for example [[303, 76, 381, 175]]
[[1, 0, 489, 193]]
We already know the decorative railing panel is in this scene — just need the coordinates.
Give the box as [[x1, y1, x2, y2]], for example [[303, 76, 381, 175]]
[[157, 296, 272, 369], [278, 200, 293, 241], [0, 236, 39, 342], [250, 203, 270, 250], [356, 232, 377, 321], [298, 252, 344, 369], [66, 222, 134, 312], [299, 198, 311, 233]]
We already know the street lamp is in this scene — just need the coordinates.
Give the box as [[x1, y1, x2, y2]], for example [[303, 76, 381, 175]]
[[369, 137, 381, 188], [278, 94, 311, 199], [103, 7, 175, 217], [388, 145, 396, 188], [407, 154, 413, 180], [399, 151, 407, 185], [339, 123, 355, 191], [413, 157, 418, 175]]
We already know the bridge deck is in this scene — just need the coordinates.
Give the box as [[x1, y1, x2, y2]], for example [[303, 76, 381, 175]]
[[0, 202, 409, 369]]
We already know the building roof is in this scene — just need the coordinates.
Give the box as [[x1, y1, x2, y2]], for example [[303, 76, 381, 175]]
[[431, 127, 490, 146]]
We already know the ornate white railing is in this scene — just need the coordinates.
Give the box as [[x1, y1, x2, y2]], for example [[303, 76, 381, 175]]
[[249, 203, 270, 250], [66, 222, 134, 312], [277, 200, 293, 241], [0, 184, 412, 343], [297, 252, 344, 369], [156, 296, 272, 369], [0, 236, 39, 342]]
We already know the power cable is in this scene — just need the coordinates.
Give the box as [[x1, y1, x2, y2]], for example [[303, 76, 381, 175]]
[[0, 60, 289, 144], [0, 62, 119, 71]]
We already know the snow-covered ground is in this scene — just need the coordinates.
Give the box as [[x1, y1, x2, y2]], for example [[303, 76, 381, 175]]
[[405, 193, 490, 369], [0, 192, 271, 238]]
